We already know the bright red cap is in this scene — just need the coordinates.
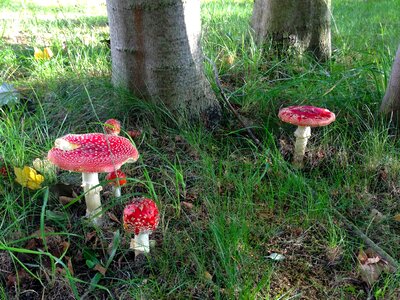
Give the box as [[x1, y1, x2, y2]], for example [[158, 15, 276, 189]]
[[104, 119, 121, 135], [123, 198, 159, 235], [278, 105, 335, 127], [106, 169, 127, 186], [47, 133, 139, 173]]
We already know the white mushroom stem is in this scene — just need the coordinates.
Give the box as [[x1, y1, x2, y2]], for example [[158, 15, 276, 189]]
[[293, 126, 311, 167], [112, 186, 121, 198], [82, 172, 103, 222], [130, 232, 150, 254]]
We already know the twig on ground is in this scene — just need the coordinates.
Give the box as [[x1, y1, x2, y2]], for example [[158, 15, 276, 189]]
[[204, 56, 262, 147], [333, 208, 399, 272]]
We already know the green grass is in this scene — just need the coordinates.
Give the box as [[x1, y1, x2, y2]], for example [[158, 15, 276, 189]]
[[1, 0, 400, 299]]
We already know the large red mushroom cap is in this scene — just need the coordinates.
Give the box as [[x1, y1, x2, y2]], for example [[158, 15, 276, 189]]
[[106, 169, 127, 186], [123, 198, 159, 235], [278, 105, 335, 127], [104, 119, 121, 135], [47, 133, 139, 173]]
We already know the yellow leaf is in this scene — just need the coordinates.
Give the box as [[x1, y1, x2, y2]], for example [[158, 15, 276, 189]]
[[34, 47, 44, 60], [34, 47, 53, 60], [43, 47, 53, 59], [14, 166, 44, 190]]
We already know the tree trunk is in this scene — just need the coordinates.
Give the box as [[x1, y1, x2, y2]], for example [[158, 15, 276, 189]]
[[106, 0, 220, 126], [380, 44, 400, 121], [251, 0, 331, 61]]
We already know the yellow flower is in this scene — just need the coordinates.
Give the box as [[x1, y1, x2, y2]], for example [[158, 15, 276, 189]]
[[14, 166, 44, 190], [34, 47, 53, 60]]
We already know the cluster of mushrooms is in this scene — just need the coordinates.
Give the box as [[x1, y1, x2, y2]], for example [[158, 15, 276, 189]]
[[46, 105, 335, 255], [47, 119, 159, 255]]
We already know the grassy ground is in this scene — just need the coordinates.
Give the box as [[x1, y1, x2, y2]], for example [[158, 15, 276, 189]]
[[1, 0, 400, 299]]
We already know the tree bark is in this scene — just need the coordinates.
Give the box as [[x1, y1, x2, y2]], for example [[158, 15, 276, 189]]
[[251, 0, 331, 61], [106, 0, 220, 126], [380, 44, 400, 121]]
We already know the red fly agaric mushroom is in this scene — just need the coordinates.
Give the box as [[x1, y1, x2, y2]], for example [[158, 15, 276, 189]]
[[278, 105, 335, 167], [48, 133, 139, 224], [123, 198, 159, 254], [104, 119, 121, 135], [106, 169, 127, 197]]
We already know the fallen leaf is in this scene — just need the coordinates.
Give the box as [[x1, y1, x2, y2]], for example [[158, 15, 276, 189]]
[[128, 130, 142, 138], [359, 263, 384, 286], [357, 249, 368, 264], [59, 196, 76, 205], [62, 241, 70, 253], [357, 248, 387, 286], [107, 212, 121, 224], [93, 264, 107, 276], [14, 166, 44, 190], [181, 201, 193, 210], [85, 231, 97, 243]]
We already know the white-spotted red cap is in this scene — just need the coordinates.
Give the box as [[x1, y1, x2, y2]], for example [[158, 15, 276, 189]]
[[104, 119, 121, 135], [278, 105, 335, 127], [47, 133, 139, 173], [123, 198, 159, 235], [106, 169, 127, 186]]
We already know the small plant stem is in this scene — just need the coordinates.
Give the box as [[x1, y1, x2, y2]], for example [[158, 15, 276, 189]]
[[82, 172, 103, 224], [293, 126, 311, 168], [333, 209, 399, 272]]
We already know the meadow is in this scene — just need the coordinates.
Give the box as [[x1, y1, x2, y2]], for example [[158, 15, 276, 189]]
[[0, 0, 400, 299]]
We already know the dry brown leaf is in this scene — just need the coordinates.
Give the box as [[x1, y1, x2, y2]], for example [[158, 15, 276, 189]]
[[107, 212, 121, 224], [357, 249, 368, 264], [93, 264, 107, 276], [59, 196, 75, 205], [357, 248, 386, 286], [85, 231, 97, 242], [366, 256, 381, 265], [359, 263, 384, 286], [62, 241, 70, 253], [181, 201, 194, 210], [128, 130, 142, 138], [65, 256, 74, 276]]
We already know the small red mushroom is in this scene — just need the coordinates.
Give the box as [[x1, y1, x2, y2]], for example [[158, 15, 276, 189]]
[[278, 105, 335, 167], [48, 132, 139, 224], [104, 119, 121, 135], [123, 198, 159, 254], [106, 169, 127, 197]]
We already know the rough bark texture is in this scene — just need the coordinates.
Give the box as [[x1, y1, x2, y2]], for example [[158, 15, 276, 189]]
[[251, 0, 331, 61], [106, 0, 220, 126], [380, 44, 400, 121]]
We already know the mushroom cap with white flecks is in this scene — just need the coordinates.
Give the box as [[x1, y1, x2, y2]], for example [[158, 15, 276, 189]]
[[123, 198, 159, 235], [106, 169, 127, 186], [278, 105, 335, 127], [47, 133, 139, 173], [104, 119, 121, 135]]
